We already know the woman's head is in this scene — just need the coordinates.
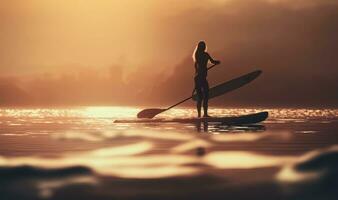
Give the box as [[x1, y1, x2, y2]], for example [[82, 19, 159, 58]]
[[193, 41, 207, 62], [197, 41, 206, 52]]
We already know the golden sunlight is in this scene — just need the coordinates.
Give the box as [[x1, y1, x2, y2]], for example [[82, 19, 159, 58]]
[[82, 106, 139, 118]]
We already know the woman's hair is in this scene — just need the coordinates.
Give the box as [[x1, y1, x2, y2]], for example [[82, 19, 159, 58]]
[[193, 41, 207, 62]]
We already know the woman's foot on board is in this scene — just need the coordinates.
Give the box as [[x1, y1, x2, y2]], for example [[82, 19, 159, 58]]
[[203, 114, 211, 118]]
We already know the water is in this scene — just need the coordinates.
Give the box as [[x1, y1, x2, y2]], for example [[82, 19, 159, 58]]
[[0, 107, 338, 200]]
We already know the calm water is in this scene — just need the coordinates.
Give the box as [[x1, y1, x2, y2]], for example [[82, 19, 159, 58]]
[[0, 107, 338, 200]]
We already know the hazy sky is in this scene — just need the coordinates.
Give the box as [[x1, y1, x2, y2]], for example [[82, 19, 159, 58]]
[[0, 0, 337, 107]]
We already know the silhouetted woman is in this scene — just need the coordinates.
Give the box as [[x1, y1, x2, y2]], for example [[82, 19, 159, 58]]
[[193, 41, 220, 118]]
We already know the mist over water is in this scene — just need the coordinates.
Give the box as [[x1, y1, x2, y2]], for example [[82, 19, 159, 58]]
[[0, 107, 337, 199]]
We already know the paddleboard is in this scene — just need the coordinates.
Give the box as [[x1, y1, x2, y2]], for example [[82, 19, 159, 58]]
[[115, 111, 268, 125], [192, 70, 262, 101]]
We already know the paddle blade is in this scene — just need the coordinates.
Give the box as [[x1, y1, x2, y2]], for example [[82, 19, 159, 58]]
[[193, 70, 262, 101], [137, 108, 167, 119]]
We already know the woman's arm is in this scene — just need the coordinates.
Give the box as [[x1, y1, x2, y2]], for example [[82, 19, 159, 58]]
[[207, 53, 220, 65]]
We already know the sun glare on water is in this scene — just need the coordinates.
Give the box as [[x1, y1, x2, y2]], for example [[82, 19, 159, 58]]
[[82, 107, 139, 118], [0, 107, 337, 120]]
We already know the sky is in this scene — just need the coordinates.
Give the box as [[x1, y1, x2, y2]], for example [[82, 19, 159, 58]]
[[0, 0, 337, 107]]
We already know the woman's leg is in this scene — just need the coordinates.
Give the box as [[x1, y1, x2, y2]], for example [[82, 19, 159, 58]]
[[202, 80, 209, 117], [194, 77, 203, 118], [196, 87, 203, 118]]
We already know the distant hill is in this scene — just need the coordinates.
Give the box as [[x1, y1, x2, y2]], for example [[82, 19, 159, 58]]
[[0, 79, 31, 106]]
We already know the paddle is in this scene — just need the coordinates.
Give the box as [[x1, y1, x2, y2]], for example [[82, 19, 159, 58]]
[[137, 64, 218, 119], [137, 69, 262, 119]]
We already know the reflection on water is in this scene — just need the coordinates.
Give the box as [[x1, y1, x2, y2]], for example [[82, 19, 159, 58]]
[[0, 142, 200, 178], [205, 151, 294, 169], [277, 146, 338, 183], [0, 107, 338, 199], [195, 121, 266, 133]]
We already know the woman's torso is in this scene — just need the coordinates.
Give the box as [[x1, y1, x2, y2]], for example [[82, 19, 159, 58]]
[[196, 52, 209, 78]]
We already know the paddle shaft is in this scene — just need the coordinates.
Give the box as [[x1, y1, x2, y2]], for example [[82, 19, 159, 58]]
[[206, 63, 218, 71], [165, 63, 218, 110], [166, 96, 192, 110]]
